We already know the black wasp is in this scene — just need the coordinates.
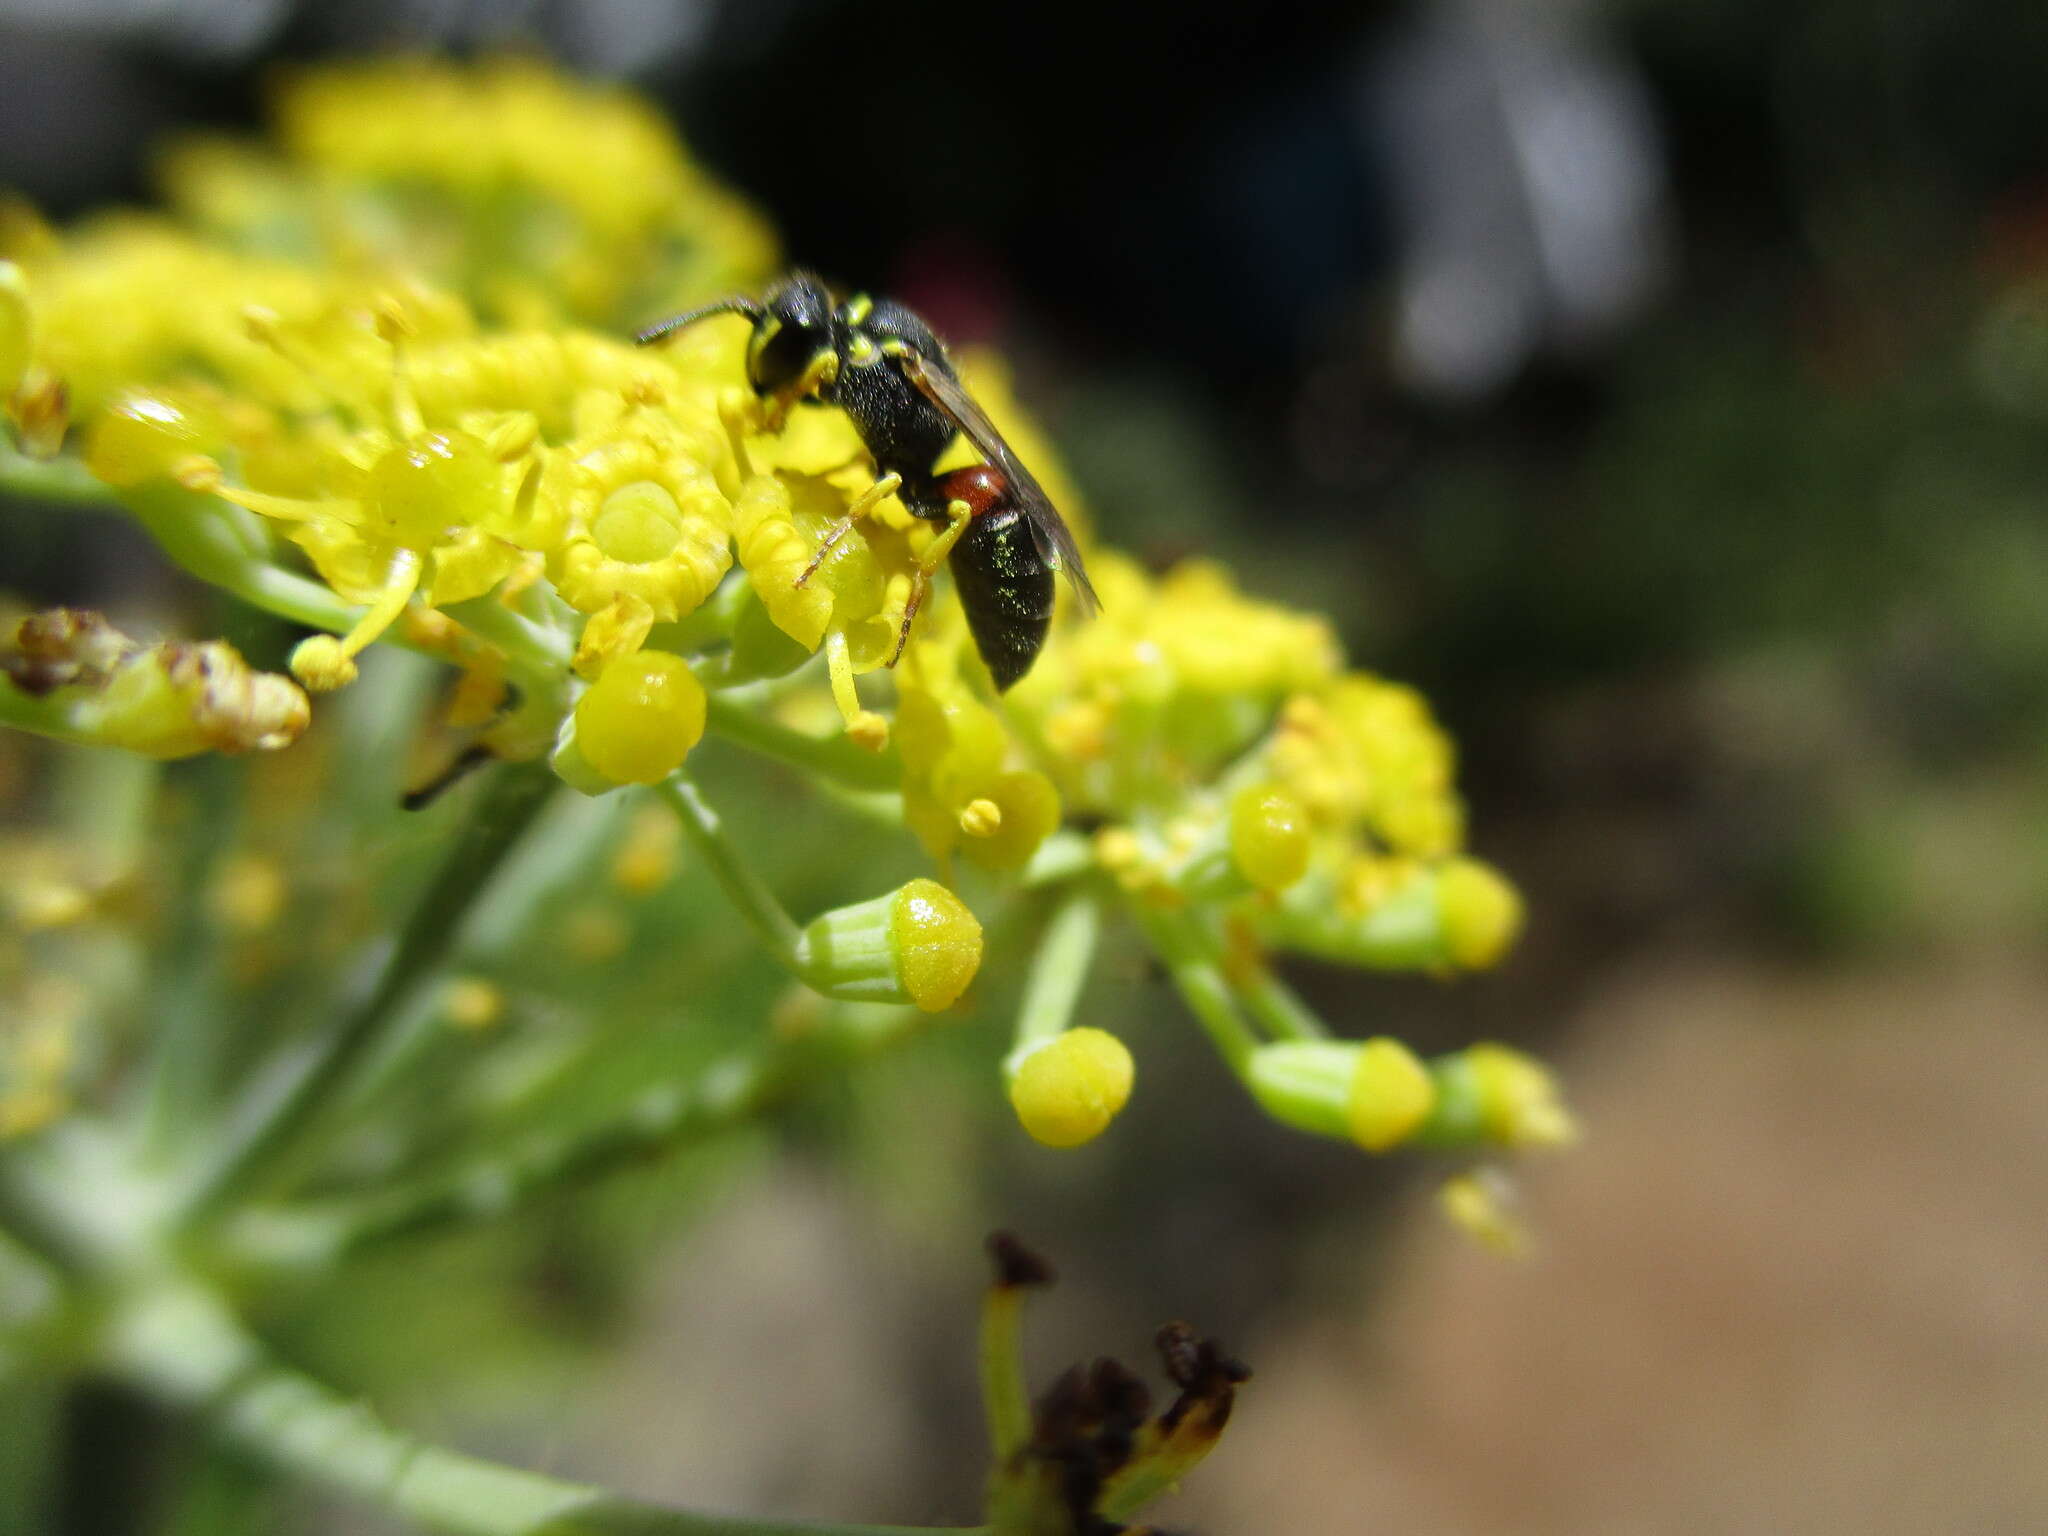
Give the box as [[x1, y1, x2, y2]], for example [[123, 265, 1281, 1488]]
[[636, 271, 1097, 691]]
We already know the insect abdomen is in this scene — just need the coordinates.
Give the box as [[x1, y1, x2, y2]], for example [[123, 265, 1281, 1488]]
[[942, 468, 1055, 692]]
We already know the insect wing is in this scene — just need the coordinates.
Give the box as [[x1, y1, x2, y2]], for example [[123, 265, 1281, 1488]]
[[899, 351, 1099, 615]]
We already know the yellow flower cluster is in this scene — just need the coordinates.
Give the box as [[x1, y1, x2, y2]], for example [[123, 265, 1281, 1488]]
[[0, 56, 1563, 1186], [164, 56, 776, 327]]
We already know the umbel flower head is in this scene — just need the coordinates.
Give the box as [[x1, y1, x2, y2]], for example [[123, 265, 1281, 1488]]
[[0, 56, 1569, 1202]]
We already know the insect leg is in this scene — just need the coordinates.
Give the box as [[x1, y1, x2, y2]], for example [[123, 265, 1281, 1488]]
[[918, 497, 974, 573], [795, 471, 903, 588], [887, 498, 973, 667]]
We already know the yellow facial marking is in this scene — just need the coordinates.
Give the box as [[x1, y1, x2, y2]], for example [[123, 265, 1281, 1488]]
[[745, 315, 783, 386]]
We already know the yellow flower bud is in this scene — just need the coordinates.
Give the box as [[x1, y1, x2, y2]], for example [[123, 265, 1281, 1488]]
[[1007, 1028, 1134, 1148], [84, 389, 223, 487], [890, 877, 982, 1012], [1465, 1043, 1577, 1148], [1345, 1036, 1435, 1152], [572, 649, 706, 785], [1437, 858, 1523, 969], [1228, 784, 1311, 893], [367, 431, 498, 549]]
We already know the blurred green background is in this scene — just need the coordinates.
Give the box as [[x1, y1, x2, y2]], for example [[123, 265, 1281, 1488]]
[[3, 1, 2047, 1532]]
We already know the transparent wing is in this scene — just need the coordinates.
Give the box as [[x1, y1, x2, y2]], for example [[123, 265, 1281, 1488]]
[[898, 350, 1099, 616]]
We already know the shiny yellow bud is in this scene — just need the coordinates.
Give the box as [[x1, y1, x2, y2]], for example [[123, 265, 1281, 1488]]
[[85, 390, 223, 488], [367, 431, 496, 548], [1008, 1028, 1135, 1148], [890, 877, 983, 1012], [1345, 1036, 1436, 1151], [572, 649, 706, 785], [1438, 858, 1523, 969], [1228, 784, 1311, 893]]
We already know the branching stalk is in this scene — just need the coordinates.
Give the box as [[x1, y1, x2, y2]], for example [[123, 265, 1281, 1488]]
[[175, 758, 559, 1230], [104, 1278, 980, 1536]]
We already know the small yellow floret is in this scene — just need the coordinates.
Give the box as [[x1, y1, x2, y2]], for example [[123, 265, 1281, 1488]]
[[959, 797, 1003, 837], [889, 877, 982, 1012], [1345, 1036, 1436, 1152], [573, 649, 706, 785], [1228, 784, 1311, 893], [1008, 1028, 1135, 1148], [1437, 859, 1523, 969]]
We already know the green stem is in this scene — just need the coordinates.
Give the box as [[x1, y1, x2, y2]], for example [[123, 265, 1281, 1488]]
[[1007, 890, 1101, 1063], [0, 444, 117, 505], [702, 696, 900, 792], [174, 759, 559, 1231], [1237, 967, 1331, 1042], [240, 1004, 929, 1265], [654, 775, 802, 967], [1017, 831, 1094, 889], [256, 1047, 787, 1261], [1124, 900, 1262, 1075], [134, 757, 240, 1165], [104, 1279, 979, 1536]]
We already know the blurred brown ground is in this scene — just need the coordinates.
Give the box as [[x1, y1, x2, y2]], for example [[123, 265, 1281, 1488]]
[[559, 952, 2048, 1535], [1186, 955, 2048, 1534]]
